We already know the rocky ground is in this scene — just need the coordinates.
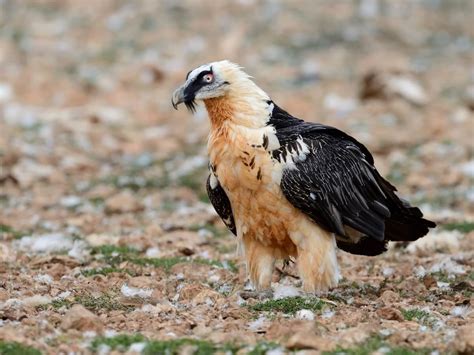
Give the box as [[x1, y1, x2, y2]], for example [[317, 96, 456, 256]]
[[0, 1, 473, 354]]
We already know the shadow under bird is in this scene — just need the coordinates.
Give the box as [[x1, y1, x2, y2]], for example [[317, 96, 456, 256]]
[[172, 60, 436, 293]]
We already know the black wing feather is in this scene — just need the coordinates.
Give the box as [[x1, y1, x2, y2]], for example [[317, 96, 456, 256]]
[[270, 103, 435, 256], [206, 174, 236, 236]]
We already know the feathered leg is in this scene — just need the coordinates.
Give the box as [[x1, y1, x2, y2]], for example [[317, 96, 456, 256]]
[[242, 235, 275, 291], [289, 220, 340, 293]]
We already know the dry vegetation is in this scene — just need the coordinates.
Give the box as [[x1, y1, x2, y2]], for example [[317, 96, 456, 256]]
[[0, 0, 473, 354]]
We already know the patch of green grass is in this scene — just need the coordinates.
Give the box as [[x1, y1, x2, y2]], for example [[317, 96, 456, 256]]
[[47, 299, 72, 310], [76, 293, 132, 312], [38, 293, 132, 312], [91, 245, 140, 266], [90, 334, 146, 352], [91, 245, 237, 273], [250, 296, 329, 315], [322, 335, 432, 355], [144, 339, 217, 355], [400, 308, 431, 322], [90, 336, 225, 354], [442, 221, 474, 233], [131, 256, 186, 270], [90, 335, 278, 355], [0, 224, 28, 239], [0, 341, 41, 355], [247, 342, 280, 355], [89, 197, 105, 206], [430, 271, 451, 283], [92, 245, 140, 256]]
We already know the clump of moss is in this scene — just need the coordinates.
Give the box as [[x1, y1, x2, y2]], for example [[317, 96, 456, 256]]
[[0, 341, 41, 355], [250, 296, 329, 315], [91, 245, 237, 273], [442, 221, 474, 233], [90, 334, 146, 352], [38, 293, 132, 312], [322, 335, 432, 355], [0, 224, 28, 239], [400, 308, 431, 322]]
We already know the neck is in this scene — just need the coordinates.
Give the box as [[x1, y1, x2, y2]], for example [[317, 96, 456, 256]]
[[204, 87, 270, 130], [204, 96, 234, 130]]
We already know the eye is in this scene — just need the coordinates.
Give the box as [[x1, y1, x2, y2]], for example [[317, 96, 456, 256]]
[[202, 73, 214, 83]]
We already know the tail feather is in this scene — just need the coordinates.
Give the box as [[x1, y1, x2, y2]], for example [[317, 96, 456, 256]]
[[384, 207, 436, 242]]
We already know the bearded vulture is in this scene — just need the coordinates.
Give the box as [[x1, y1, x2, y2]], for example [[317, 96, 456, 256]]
[[172, 60, 436, 292]]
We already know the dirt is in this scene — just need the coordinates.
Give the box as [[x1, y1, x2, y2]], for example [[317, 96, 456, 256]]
[[0, 1, 473, 354]]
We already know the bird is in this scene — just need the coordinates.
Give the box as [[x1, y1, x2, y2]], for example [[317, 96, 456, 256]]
[[172, 60, 436, 293]]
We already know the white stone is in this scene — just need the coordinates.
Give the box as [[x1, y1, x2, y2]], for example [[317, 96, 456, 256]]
[[296, 309, 315, 320]]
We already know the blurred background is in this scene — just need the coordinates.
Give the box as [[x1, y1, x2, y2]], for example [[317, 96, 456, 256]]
[[1, 0, 473, 226], [1, 0, 473, 227]]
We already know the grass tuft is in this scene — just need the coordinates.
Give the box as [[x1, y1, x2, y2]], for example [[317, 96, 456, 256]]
[[0, 341, 41, 355], [400, 308, 431, 322], [75, 293, 132, 312], [38, 293, 132, 312], [250, 296, 329, 315], [0, 224, 28, 239], [322, 335, 432, 355], [91, 245, 237, 273], [90, 335, 278, 355], [144, 339, 216, 355], [442, 221, 474, 233], [90, 334, 146, 352], [247, 342, 280, 355]]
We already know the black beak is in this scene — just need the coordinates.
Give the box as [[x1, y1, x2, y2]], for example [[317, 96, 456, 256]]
[[171, 85, 185, 110]]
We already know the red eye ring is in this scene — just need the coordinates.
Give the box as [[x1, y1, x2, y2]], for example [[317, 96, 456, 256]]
[[203, 73, 213, 83]]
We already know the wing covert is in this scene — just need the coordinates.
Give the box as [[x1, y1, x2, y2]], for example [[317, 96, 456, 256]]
[[279, 133, 391, 243], [206, 173, 236, 236]]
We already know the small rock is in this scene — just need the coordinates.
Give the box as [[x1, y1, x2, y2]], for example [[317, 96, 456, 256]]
[[85, 233, 119, 247], [179, 284, 207, 301], [376, 307, 404, 321], [464, 85, 474, 111], [248, 315, 268, 332], [379, 290, 400, 304], [21, 295, 51, 307], [105, 191, 144, 214], [296, 309, 315, 321], [423, 275, 437, 289], [273, 284, 300, 299], [192, 289, 221, 306], [120, 283, 153, 299], [0, 83, 13, 103], [145, 247, 161, 257], [17, 234, 74, 254], [452, 323, 474, 353], [61, 304, 103, 332], [360, 70, 428, 106]]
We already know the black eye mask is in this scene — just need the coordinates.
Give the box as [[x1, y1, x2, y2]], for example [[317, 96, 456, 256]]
[[183, 67, 213, 113]]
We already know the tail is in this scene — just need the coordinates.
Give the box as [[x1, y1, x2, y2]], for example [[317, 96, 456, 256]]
[[336, 178, 436, 256], [384, 202, 436, 242]]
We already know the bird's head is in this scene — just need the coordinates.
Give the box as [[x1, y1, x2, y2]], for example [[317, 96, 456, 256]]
[[172, 60, 265, 113]]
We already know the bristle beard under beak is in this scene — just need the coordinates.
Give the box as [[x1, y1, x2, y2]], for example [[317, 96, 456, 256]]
[[184, 100, 197, 113]]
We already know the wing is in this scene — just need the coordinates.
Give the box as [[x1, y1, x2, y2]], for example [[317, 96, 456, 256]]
[[279, 134, 390, 242], [206, 173, 236, 235], [269, 103, 435, 255]]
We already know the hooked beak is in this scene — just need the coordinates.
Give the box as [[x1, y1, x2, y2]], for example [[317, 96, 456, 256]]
[[171, 85, 185, 110]]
